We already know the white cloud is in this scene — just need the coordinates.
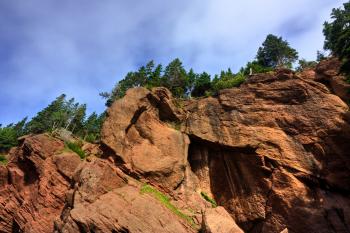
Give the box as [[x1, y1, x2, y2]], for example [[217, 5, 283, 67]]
[[0, 0, 347, 124]]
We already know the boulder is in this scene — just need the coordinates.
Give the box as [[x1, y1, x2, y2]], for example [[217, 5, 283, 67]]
[[56, 158, 195, 233], [0, 134, 79, 233], [102, 87, 189, 191], [202, 207, 244, 233]]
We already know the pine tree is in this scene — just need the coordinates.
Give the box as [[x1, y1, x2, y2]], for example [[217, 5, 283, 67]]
[[163, 58, 188, 97], [323, 1, 350, 75], [257, 34, 299, 68]]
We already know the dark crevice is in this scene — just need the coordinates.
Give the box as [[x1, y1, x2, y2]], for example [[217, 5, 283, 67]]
[[125, 105, 147, 134], [187, 135, 267, 232], [12, 221, 22, 233]]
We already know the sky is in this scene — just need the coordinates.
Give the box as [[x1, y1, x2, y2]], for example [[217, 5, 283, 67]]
[[0, 0, 347, 125]]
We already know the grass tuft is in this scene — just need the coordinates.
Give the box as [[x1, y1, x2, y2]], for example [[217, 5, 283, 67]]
[[140, 184, 197, 228], [201, 192, 217, 208], [65, 142, 86, 159]]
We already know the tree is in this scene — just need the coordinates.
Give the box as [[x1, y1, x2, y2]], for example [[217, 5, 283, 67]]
[[256, 34, 299, 68], [316, 50, 327, 62], [191, 72, 211, 97], [296, 59, 318, 72], [0, 127, 17, 152], [83, 111, 105, 142], [212, 70, 246, 92], [323, 1, 350, 74], [24, 94, 87, 134], [163, 58, 189, 98], [242, 61, 273, 75], [25, 94, 67, 133], [0, 118, 28, 152]]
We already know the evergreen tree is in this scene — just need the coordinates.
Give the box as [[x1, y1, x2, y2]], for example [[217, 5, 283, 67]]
[[191, 72, 211, 97], [25, 94, 66, 133], [323, 1, 350, 75], [163, 58, 188, 97], [296, 59, 318, 71], [0, 117, 28, 152], [256, 34, 299, 68]]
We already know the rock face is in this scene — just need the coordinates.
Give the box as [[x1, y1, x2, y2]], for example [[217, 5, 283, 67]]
[[315, 57, 350, 102], [0, 134, 81, 233], [202, 206, 244, 233], [1, 64, 350, 233], [101, 87, 189, 191], [185, 69, 350, 232]]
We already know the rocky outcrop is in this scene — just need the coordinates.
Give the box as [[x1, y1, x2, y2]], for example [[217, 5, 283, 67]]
[[101, 87, 189, 191], [56, 158, 194, 233], [184, 69, 350, 232], [315, 57, 350, 102], [1, 65, 350, 233], [0, 134, 81, 233], [202, 206, 244, 233]]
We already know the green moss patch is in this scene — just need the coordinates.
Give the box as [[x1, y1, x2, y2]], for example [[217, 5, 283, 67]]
[[201, 191, 217, 208], [140, 184, 197, 228], [65, 142, 86, 159]]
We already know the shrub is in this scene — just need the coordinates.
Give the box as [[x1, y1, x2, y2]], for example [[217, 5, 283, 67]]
[[66, 141, 86, 159], [212, 72, 246, 92], [200, 192, 217, 207], [0, 155, 8, 165]]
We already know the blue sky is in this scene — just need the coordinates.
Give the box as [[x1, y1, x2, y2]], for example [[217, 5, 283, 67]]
[[0, 0, 346, 125]]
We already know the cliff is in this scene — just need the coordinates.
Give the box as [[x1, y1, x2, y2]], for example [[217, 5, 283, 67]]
[[0, 61, 350, 233]]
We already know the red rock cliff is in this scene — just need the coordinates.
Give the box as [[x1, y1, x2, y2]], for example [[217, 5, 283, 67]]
[[1, 65, 350, 233]]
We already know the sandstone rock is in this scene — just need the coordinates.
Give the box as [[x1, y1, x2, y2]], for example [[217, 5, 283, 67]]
[[184, 70, 350, 232], [53, 152, 81, 179], [315, 58, 350, 102], [202, 206, 244, 233], [102, 87, 189, 191], [1, 65, 350, 233], [57, 158, 195, 233], [60, 185, 192, 233], [81, 142, 102, 157], [0, 134, 75, 233]]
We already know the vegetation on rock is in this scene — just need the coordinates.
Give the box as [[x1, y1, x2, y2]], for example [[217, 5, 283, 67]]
[[0, 155, 7, 165], [65, 141, 86, 159], [323, 1, 350, 78], [140, 184, 197, 227], [200, 192, 217, 208]]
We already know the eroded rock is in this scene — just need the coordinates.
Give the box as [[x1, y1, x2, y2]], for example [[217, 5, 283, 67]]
[[0, 134, 80, 233]]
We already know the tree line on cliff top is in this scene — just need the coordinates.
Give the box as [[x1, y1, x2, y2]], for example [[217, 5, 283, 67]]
[[1, 1, 349, 153]]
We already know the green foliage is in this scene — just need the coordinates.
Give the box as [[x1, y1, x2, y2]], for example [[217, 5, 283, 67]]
[[323, 1, 350, 77], [0, 155, 7, 165], [83, 112, 105, 143], [316, 50, 328, 62], [140, 184, 197, 227], [101, 59, 252, 105], [66, 141, 86, 159], [0, 117, 28, 152], [256, 34, 299, 68], [296, 59, 318, 72], [191, 72, 211, 97], [163, 58, 190, 98], [242, 61, 273, 75], [0, 127, 18, 152], [200, 192, 217, 208], [101, 60, 166, 106], [212, 71, 246, 92], [20, 95, 104, 143]]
